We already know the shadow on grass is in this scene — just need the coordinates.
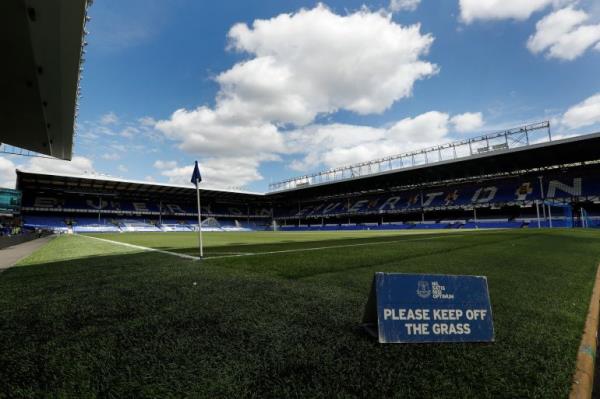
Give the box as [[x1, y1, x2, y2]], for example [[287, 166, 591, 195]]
[[151, 230, 520, 257], [0, 251, 402, 397], [0, 231, 594, 398]]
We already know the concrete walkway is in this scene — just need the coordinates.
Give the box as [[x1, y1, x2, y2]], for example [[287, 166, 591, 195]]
[[0, 235, 54, 272]]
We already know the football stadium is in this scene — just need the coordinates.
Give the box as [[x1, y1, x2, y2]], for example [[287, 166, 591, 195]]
[[3, 0, 600, 398]]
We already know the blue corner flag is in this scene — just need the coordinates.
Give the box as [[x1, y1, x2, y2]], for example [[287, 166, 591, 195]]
[[191, 161, 202, 184]]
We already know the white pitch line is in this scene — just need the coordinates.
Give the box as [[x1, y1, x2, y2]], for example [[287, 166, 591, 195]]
[[79, 234, 201, 261], [79, 232, 465, 261], [204, 234, 465, 260]]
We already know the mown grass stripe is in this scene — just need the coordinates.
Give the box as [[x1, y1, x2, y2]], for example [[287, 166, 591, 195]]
[[2, 229, 599, 397], [81, 232, 464, 260], [80, 234, 202, 261], [193, 234, 465, 259]]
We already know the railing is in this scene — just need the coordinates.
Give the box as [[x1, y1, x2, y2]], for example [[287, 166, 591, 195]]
[[0, 143, 55, 158], [268, 121, 551, 192]]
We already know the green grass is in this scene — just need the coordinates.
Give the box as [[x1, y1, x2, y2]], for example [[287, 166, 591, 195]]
[[90, 229, 472, 257], [1, 229, 599, 398]]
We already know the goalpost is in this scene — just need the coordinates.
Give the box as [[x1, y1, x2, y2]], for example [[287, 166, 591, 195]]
[[201, 217, 221, 230], [580, 207, 593, 228], [544, 201, 573, 228]]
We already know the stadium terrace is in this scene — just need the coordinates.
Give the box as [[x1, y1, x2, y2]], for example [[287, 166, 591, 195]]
[[16, 129, 600, 233]]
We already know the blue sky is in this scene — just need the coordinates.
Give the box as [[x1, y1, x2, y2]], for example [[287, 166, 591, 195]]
[[3, 0, 600, 190]]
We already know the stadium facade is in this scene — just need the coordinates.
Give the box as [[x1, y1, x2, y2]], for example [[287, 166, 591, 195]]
[[13, 127, 600, 233]]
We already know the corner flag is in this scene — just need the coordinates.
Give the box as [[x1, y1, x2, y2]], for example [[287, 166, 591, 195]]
[[191, 161, 203, 258], [191, 161, 202, 184]]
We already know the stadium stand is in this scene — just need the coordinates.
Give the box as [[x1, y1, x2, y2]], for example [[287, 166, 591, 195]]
[[13, 131, 600, 232], [15, 171, 272, 233]]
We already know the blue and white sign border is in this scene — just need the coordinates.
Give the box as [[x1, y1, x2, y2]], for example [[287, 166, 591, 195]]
[[362, 272, 495, 344]]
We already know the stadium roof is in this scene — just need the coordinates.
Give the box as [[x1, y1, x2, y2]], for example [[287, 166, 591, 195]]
[[0, 0, 89, 160], [15, 170, 265, 203], [269, 121, 553, 192], [15, 130, 600, 203], [268, 131, 600, 200]]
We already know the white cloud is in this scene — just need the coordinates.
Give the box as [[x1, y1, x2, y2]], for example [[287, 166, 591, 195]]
[[154, 160, 178, 169], [562, 93, 600, 128], [0, 155, 96, 188], [154, 158, 264, 188], [118, 164, 128, 173], [221, 3, 437, 124], [79, 131, 100, 140], [102, 153, 120, 161], [138, 116, 157, 126], [155, 107, 285, 157], [0, 156, 17, 188], [527, 7, 600, 60], [154, 105, 285, 189], [288, 124, 386, 153], [388, 111, 449, 143], [155, 4, 438, 187], [389, 0, 421, 13], [100, 112, 119, 125], [119, 126, 139, 138], [110, 144, 127, 152], [450, 112, 484, 132], [287, 123, 388, 171], [21, 156, 95, 176], [459, 0, 554, 23], [289, 111, 465, 172], [157, 109, 481, 182], [77, 124, 116, 140]]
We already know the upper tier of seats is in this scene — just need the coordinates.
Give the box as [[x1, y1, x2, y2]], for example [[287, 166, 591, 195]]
[[275, 173, 598, 218], [21, 196, 272, 218]]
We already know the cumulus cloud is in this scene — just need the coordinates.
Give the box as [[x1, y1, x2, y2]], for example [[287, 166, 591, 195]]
[[389, 0, 421, 13], [0, 155, 96, 188], [155, 107, 285, 157], [153, 158, 263, 188], [288, 111, 472, 172], [287, 124, 388, 171], [156, 109, 483, 182], [21, 156, 95, 176], [562, 93, 600, 128], [222, 4, 437, 124], [450, 112, 484, 132], [459, 0, 554, 23], [6, 109, 485, 192], [0, 156, 17, 188], [388, 111, 449, 143], [527, 7, 600, 60], [154, 4, 438, 187]]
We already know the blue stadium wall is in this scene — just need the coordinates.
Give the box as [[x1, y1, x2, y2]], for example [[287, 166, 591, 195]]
[[17, 165, 600, 232]]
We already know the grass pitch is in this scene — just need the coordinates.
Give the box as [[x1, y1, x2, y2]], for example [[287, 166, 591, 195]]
[[1, 229, 600, 398]]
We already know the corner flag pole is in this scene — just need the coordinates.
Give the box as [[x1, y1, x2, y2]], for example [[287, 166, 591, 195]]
[[191, 161, 203, 259], [196, 178, 203, 258]]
